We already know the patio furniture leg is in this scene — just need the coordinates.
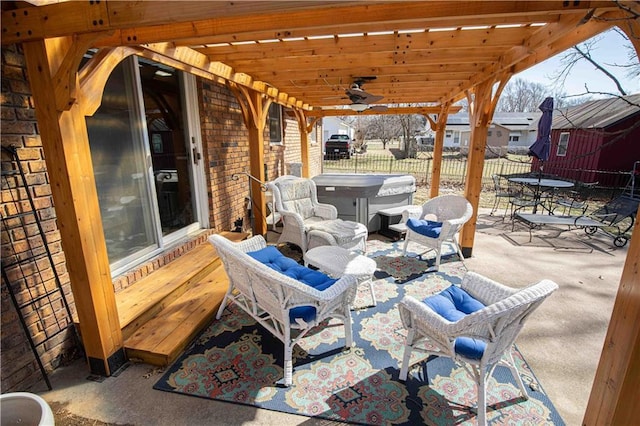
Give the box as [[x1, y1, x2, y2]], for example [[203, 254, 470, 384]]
[[367, 280, 377, 307], [398, 328, 415, 381], [506, 350, 529, 399], [343, 306, 354, 348], [477, 367, 487, 426], [454, 238, 465, 262], [284, 328, 293, 386], [215, 287, 233, 320], [433, 251, 442, 271], [402, 236, 410, 255]]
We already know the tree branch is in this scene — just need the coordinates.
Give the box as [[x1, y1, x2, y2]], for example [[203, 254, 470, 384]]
[[573, 45, 628, 96]]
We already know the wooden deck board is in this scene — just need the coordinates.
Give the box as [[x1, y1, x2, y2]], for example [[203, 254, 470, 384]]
[[124, 265, 229, 365]]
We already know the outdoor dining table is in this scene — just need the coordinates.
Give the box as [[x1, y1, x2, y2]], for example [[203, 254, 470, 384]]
[[508, 177, 574, 214]]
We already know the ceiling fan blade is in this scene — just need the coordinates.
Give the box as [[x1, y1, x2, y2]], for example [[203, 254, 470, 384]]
[[346, 87, 384, 104], [363, 93, 384, 104], [369, 105, 388, 112]]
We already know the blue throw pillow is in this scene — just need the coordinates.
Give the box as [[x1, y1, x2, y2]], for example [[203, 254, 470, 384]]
[[406, 218, 443, 238], [423, 285, 487, 360]]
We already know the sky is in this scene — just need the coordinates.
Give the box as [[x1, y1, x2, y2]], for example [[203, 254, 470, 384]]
[[516, 28, 639, 98]]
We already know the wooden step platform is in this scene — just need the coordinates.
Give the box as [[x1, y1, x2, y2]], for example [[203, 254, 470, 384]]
[[124, 266, 229, 365], [116, 231, 247, 366]]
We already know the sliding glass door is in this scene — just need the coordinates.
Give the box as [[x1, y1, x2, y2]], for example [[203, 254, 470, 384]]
[[86, 56, 204, 274]]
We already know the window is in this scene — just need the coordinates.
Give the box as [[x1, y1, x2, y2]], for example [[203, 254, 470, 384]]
[[557, 132, 570, 156], [509, 135, 520, 143], [269, 103, 282, 144]]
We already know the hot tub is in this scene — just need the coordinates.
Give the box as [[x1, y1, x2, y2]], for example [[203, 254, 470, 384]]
[[313, 173, 416, 232]]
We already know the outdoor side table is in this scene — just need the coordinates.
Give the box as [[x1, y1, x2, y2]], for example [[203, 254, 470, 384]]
[[303, 245, 377, 308]]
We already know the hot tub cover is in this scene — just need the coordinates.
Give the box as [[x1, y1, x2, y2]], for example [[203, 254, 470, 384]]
[[312, 174, 416, 198]]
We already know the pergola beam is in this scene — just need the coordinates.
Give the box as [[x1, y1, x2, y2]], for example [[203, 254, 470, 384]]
[[308, 105, 462, 118], [2, 1, 617, 46], [199, 26, 537, 60]]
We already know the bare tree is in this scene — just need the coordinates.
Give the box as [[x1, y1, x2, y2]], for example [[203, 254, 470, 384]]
[[367, 115, 401, 149], [553, 28, 637, 98], [496, 78, 549, 112], [397, 112, 426, 158]]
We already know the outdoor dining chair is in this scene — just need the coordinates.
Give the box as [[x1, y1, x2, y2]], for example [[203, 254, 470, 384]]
[[552, 181, 598, 216], [490, 174, 516, 218], [398, 271, 558, 425], [507, 180, 538, 218]]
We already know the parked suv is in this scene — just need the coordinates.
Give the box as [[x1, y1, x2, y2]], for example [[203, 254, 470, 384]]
[[324, 134, 354, 159]]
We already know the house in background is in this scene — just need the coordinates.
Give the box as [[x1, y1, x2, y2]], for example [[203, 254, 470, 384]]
[[540, 94, 640, 188], [419, 112, 541, 155], [493, 112, 542, 150]]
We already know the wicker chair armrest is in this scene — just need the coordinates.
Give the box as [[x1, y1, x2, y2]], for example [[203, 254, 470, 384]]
[[314, 203, 338, 219], [307, 229, 338, 247], [401, 206, 422, 223], [233, 235, 268, 253], [453, 278, 558, 339], [280, 210, 307, 229], [460, 272, 519, 306], [447, 215, 469, 227]]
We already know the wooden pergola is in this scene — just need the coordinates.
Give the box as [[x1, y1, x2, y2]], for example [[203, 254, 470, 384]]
[[2, 2, 638, 423]]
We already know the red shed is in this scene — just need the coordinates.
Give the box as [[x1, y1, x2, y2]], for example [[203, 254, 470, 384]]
[[535, 94, 640, 188]]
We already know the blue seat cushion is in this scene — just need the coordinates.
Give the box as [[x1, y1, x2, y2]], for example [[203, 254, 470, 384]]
[[247, 246, 338, 323], [406, 218, 443, 238], [423, 285, 487, 360]]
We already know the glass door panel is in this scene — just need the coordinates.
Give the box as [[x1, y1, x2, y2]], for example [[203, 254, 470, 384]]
[[86, 58, 159, 264], [138, 58, 196, 236]]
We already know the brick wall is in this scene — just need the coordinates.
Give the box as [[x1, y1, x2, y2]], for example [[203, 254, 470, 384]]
[[197, 80, 321, 228], [198, 80, 252, 231], [281, 112, 323, 178], [1, 44, 77, 392]]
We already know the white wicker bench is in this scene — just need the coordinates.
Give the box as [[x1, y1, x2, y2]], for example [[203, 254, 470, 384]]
[[209, 234, 358, 386]]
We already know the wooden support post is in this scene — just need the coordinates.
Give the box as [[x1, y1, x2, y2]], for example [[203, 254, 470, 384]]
[[293, 109, 310, 178], [583, 204, 640, 424], [23, 38, 125, 376], [426, 103, 451, 199], [230, 84, 270, 236], [459, 75, 510, 257]]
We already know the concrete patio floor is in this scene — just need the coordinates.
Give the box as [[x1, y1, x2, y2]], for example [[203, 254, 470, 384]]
[[37, 209, 628, 426]]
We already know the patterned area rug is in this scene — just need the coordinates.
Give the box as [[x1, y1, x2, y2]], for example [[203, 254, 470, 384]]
[[154, 240, 564, 425]]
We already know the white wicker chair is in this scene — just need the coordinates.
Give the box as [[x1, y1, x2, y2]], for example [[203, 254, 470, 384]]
[[209, 234, 358, 386], [267, 175, 367, 253], [401, 194, 473, 271], [398, 272, 558, 425]]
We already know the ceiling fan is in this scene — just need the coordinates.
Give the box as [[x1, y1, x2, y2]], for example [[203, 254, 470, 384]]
[[345, 77, 387, 112]]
